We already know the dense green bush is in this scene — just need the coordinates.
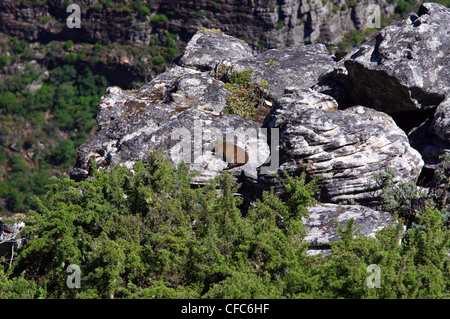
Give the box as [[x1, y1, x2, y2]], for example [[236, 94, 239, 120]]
[[46, 139, 77, 168], [151, 13, 169, 24], [139, 6, 151, 16], [0, 54, 10, 67], [0, 91, 18, 113], [2, 152, 450, 299], [7, 152, 319, 298], [315, 208, 450, 298], [0, 268, 45, 298]]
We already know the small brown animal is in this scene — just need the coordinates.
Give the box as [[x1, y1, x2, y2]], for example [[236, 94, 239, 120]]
[[209, 140, 249, 168]]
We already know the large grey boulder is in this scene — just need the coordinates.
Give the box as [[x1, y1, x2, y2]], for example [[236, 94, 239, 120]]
[[231, 44, 336, 99], [320, 3, 449, 114], [176, 30, 254, 72], [71, 31, 338, 184], [71, 73, 270, 185], [116, 108, 270, 185], [0, 219, 25, 263], [274, 87, 339, 112], [303, 204, 395, 256], [261, 95, 424, 205], [431, 96, 450, 143]]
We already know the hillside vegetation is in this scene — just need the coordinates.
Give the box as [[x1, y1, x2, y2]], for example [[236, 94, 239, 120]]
[[1, 152, 450, 298]]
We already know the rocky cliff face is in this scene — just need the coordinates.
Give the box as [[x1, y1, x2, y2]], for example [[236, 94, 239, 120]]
[[0, 0, 396, 50], [0, 0, 428, 91], [69, 3, 450, 254]]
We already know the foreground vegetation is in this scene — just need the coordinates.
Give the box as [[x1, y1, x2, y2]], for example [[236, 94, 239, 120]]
[[1, 152, 450, 298]]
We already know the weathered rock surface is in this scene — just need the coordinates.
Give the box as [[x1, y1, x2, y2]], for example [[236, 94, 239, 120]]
[[71, 31, 342, 185], [273, 87, 339, 112], [231, 44, 336, 99], [320, 3, 449, 114], [261, 102, 424, 205], [409, 119, 450, 170], [0, 0, 398, 51], [431, 95, 450, 143], [71, 62, 270, 185], [303, 204, 395, 255], [313, 3, 450, 179], [176, 31, 254, 72], [0, 219, 25, 262]]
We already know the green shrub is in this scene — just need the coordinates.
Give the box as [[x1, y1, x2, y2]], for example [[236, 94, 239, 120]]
[[0, 54, 10, 67], [93, 43, 103, 53], [0, 268, 45, 299], [4, 150, 450, 298], [223, 67, 273, 119], [223, 69, 257, 119], [139, 6, 150, 16], [153, 55, 165, 65], [10, 155, 30, 173], [64, 40, 74, 51], [11, 37, 27, 54], [10, 151, 319, 298], [0, 91, 18, 113], [46, 139, 77, 168], [276, 20, 284, 30], [151, 13, 168, 24], [315, 206, 450, 298]]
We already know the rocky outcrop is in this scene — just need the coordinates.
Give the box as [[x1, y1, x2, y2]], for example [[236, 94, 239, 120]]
[[320, 3, 449, 114], [71, 65, 270, 186], [0, 219, 25, 263], [261, 101, 424, 205], [231, 44, 336, 99], [431, 95, 450, 142], [0, 0, 399, 51], [303, 204, 396, 255], [70, 29, 342, 187], [318, 2, 450, 170], [176, 30, 254, 71], [70, 3, 450, 253]]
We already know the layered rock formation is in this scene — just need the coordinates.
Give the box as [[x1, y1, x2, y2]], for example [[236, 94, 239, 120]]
[[261, 104, 423, 205], [69, 3, 449, 254], [304, 204, 396, 255], [0, 0, 396, 50], [318, 2, 450, 170]]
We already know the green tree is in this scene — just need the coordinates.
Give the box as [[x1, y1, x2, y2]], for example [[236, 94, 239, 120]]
[[0, 91, 18, 113], [46, 139, 77, 168]]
